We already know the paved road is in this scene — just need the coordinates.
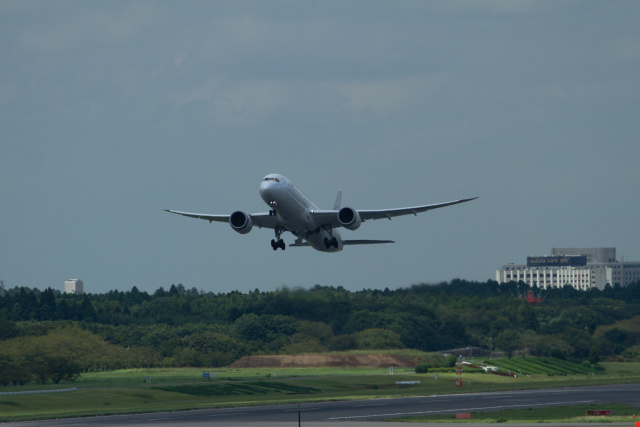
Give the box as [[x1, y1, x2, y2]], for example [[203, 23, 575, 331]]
[[2, 384, 639, 426]]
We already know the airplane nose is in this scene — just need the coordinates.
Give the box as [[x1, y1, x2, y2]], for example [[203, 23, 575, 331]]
[[260, 181, 273, 202]]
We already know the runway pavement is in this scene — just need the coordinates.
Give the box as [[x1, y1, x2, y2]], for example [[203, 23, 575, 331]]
[[1, 383, 639, 426]]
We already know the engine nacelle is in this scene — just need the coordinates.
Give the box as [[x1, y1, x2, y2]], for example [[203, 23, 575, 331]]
[[338, 207, 362, 231], [229, 211, 252, 234]]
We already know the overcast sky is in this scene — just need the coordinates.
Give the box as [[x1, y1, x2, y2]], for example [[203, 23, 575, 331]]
[[2, 1, 639, 295]]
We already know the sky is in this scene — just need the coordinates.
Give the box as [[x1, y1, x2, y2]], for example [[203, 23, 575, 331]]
[[1, 1, 639, 295]]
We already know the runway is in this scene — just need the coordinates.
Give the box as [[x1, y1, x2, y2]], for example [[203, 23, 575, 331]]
[[2, 383, 639, 426]]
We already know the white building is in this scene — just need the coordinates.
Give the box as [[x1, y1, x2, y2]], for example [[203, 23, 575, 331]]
[[64, 279, 84, 294], [496, 248, 640, 291]]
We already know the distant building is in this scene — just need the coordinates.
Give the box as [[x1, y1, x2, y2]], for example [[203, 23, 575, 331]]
[[551, 247, 617, 263], [496, 247, 640, 291], [64, 279, 84, 294]]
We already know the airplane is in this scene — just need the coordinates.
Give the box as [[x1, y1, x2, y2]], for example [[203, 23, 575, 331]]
[[165, 173, 477, 252]]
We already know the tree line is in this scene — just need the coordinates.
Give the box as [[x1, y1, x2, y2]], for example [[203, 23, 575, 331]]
[[1, 279, 639, 385]]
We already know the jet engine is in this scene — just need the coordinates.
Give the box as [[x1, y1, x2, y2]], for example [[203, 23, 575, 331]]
[[338, 207, 362, 230], [229, 211, 252, 234]]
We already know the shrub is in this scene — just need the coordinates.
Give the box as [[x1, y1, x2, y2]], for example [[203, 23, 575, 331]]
[[445, 355, 457, 367], [415, 364, 429, 374]]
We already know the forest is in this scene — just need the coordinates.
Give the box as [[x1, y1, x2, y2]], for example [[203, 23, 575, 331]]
[[1, 279, 640, 385]]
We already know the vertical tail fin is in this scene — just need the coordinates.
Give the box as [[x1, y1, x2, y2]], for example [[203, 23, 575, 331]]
[[334, 190, 342, 210]]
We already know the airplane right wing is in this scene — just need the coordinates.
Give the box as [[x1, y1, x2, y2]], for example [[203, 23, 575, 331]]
[[163, 209, 229, 222]]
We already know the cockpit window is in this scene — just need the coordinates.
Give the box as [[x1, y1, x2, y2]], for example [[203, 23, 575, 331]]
[[263, 177, 280, 182]]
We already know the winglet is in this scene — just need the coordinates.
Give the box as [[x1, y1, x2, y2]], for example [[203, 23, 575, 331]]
[[333, 190, 343, 210]]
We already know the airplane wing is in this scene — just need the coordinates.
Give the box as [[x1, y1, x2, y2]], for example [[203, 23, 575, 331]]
[[163, 209, 281, 229], [310, 197, 478, 228], [343, 240, 395, 245], [289, 239, 394, 247], [358, 197, 478, 221]]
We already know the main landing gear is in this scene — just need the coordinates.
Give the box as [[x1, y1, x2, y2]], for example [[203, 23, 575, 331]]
[[324, 237, 338, 249], [321, 225, 339, 249], [271, 226, 286, 251], [271, 239, 285, 250]]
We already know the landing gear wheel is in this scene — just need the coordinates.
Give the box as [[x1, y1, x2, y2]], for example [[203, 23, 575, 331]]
[[271, 239, 286, 251], [324, 237, 338, 249], [272, 226, 287, 251]]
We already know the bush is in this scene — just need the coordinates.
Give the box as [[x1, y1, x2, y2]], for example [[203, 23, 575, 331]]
[[445, 355, 457, 367], [415, 364, 429, 374], [429, 367, 456, 373]]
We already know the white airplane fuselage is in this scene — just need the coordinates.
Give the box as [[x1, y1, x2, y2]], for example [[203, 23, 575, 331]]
[[259, 174, 343, 252]]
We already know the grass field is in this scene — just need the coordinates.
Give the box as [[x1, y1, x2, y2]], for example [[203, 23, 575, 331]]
[[1, 360, 640, 422]]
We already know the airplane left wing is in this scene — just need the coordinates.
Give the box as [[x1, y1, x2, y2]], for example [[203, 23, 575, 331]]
[[310, 197, 477, 228], [358, 197, 478, 221], [163, 209, 281, 229], [290, 239, 394, 247]]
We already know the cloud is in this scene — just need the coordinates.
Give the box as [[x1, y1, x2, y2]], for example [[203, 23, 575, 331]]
[[336, 74, 447, 115], [169, 76, 288, 127], [19, 2, 162, 52], [209, 80, 287, 127], [447, 0, 542, 15]]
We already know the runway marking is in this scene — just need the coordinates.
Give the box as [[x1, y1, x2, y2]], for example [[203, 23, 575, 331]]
[[328, 399, 595, 420], [207, 412, 247, 417], [355, 403, 387, 407], [284, 407, 320, 412]]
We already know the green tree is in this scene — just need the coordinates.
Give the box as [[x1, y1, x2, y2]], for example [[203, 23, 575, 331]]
[[0, 317, 18, 340], [495, 330, 520, 358], [589, 345, 600, 364], [329, 334, 357, 351], [550, 348, 566, 360], [232, 313, 268, 342], [354, 328, 403, 349]]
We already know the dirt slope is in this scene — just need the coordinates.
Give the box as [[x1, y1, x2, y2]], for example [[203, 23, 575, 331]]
[[229, 354, 414, 369]]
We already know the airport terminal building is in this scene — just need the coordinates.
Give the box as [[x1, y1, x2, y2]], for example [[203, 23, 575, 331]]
[[496, 247, 640, 291]]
